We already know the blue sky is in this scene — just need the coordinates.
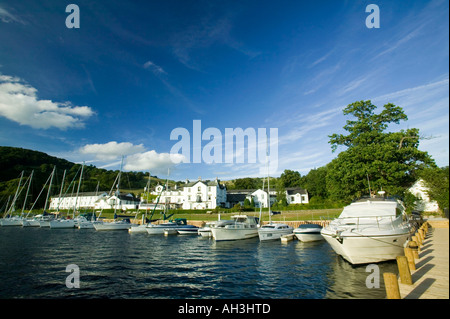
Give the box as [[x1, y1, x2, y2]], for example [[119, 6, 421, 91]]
[[0, 0, 448, 181]]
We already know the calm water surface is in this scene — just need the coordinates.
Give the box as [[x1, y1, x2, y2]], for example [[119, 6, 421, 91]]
[[0, 227, 397, 299]]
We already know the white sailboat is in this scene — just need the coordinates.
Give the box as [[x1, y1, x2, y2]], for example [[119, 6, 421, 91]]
[[50, 167, 76, 229], [94, 157, 131, 231], [321, 196, 413, 264], [129, 172, 152, 234], [0, 171, 25, 226], [258, 138, 293, 241]]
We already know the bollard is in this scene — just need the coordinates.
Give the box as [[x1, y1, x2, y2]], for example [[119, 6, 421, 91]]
[[409, 240, 420, 259], [397, 256, 413, 285], [404, 247, 416, 271], [415, 231, 423, 246], [383, 273, 401, 299]]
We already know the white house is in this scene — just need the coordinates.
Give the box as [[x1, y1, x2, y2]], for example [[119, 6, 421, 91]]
[[226, 187, 308, 208], [49, 191, 140, 211], [408, 179, 439, 212], [151, 177, 227, 210]]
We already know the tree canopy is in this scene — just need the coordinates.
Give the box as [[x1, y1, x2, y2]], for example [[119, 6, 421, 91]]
[[327, 100, 435, 201]]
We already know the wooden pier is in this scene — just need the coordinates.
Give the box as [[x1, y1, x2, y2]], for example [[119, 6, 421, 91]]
[[385, 219, 449, 299]]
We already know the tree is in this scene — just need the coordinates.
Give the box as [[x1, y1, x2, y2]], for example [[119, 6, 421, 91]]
[[420, 166, 449, 213], [302, 166, 328, 198], [280, 169, 302, 187], [327, 100, 435, 201]]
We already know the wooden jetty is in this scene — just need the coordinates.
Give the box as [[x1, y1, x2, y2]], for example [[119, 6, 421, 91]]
[[384, 219, 449, 299]]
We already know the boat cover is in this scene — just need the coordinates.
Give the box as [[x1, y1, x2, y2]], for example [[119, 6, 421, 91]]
[[339, 200, 399, 218]]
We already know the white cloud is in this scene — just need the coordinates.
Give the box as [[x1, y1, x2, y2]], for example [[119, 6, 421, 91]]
[[79, 141, 145, 161], [143, 61, 167, 75], [124, 150, 186, 173], [0, 74, 94, 129], [0, 6, 26, 24]]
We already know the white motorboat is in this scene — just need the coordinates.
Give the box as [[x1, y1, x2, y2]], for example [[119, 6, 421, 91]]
[[49, 218, 75, 229], [211, 215, 260, 241], [93, 219, 131, 231], [198, 221, 220, 237], [177, 225, 199, 235], [146, 218, 195, 235], [258, 223, 294, 241], [293, 223, 324, 242], [321, 198, 413, 264]]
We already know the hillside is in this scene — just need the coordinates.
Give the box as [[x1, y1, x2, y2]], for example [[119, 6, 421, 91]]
[[0, 146, 165, 212]]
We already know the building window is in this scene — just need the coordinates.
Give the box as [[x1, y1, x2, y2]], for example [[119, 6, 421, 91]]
[[198, 186, 201, 192]]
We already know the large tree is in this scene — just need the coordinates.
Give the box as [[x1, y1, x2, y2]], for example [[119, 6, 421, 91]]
[[326, 100, 435, 201]]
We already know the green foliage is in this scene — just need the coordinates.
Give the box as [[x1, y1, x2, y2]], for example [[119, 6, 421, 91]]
[[326, 100, 435, 201], [420, 166, 449, 212]]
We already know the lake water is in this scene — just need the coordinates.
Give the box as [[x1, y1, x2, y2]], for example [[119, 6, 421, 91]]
[[0, 227, 398, 299]]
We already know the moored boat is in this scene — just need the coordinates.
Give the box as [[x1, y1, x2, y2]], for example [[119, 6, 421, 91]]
[[321, 197, 413, 264], [293, 223, 324, 242], [258, 223, 294, 241], [211, 215, 259, 241]]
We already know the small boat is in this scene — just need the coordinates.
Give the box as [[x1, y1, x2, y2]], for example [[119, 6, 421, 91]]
[[293, 223, 324, 242], [146, 218, 196, 235], [321, 197, 413, 264], [258, 223, 294, 241], [177, 225, 199, 235], [93, 219, 131, 231], [211, 215, 260, 241], [198, 221, 219, 237], [49, 218, 75, 229]]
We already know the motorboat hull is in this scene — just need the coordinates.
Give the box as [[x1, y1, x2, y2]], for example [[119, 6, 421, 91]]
[[321, 230, 410, 264], [146, 223, 177, 235], [258, 227, 293, 241], [294, 232, 323, 242], [177, 227, 199, 235], [211, 227, 259, 241], [198, 227, 212, 237]]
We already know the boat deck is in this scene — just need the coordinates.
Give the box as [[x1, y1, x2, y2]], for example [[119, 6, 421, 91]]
[[399, 221, 449, 299]]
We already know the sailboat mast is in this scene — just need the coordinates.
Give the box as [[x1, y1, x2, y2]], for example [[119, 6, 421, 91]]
[[73, 162, 84, 217], [57, 169, 66, 212], [266, 134, 271, 224], [8, 171, 24, 215], [43, 167, 56, 213], [21, 170, 34, 216], [114, 156, 124, 216]]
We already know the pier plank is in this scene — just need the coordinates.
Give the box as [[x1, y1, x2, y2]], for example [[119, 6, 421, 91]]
[[399, 226, 449, 299]]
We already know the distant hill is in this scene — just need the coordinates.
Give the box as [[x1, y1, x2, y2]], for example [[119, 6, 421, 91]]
[[0, 146, 165, 212]]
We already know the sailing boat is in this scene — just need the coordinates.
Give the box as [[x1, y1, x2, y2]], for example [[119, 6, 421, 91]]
[[129, 172, 152, 233], [94, 157, 131, 231], [50, 165, 83, 229], [0, 171, 26, 226], [258, 137, 293, 241]]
